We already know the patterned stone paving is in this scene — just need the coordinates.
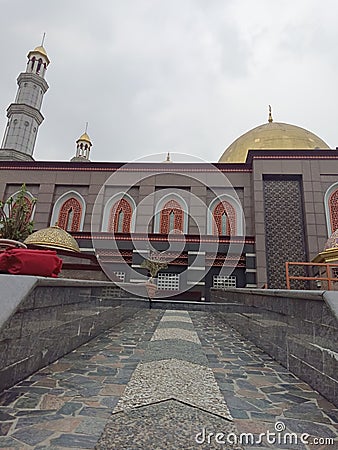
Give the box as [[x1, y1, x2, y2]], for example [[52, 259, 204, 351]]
[[0, 310, 163, 449], [0, 309, 336, 449], [190, 312, 338, 450]]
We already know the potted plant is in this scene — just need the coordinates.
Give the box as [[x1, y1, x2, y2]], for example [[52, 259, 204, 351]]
[[0, 184, 36, 250], [141, 251, 168, 303]]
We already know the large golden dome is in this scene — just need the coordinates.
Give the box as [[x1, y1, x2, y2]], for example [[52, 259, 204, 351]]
[[24, 226, 80, 252], [218, 120, 330, 163]]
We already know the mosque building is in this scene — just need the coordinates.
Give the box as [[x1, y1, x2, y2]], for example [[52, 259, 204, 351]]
[[1, 43, 338, 300]]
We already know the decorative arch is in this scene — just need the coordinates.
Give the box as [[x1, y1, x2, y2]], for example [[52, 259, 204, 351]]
[[207, 195, 244, 236], [58, 197, 82, 231], [51, 191, 86, 231], [101, 193, 136, 233], [325, 183, 338, 235], [160, 199, 184, 234], [108, 198, 132, 233], [212, 200, 236, 235], [154, 193, 188, 234]]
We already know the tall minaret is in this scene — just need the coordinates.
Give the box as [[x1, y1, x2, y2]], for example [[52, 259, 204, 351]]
[[0, 41, 50, 161]]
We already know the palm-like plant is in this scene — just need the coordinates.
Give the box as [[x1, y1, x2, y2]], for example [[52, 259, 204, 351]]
[[140, 251, 168, 281], [0, 184, 36, 242], [140, 251, 168, 302]]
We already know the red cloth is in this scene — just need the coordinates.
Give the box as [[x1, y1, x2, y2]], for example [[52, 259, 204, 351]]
[[0, 248, 62, 277]]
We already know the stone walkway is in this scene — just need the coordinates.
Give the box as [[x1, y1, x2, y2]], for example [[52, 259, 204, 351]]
[[0, 310, 336, 449]]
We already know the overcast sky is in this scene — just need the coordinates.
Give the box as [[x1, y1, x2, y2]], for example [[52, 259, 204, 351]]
[[0, 0, 337, 162]]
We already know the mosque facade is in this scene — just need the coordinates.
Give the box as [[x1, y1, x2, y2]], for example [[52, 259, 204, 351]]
[[1, 44, 338, 300]]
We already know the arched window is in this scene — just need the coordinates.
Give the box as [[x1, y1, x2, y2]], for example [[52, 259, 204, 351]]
[[65, 208, 74, 231], [160, 199, 184, 234], [30, 57, 36, 70], [36, 58, 42, 74], [108, 198, 132, 233], [117, 209, 124, 232], [213, 200, 236, 236], [169, 210, 175, 232], [51, 191, 86, 231], [221, 211, 227, 235], [57, 197, 82, 231]]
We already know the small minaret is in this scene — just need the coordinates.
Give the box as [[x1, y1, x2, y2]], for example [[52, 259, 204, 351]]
[[71, 128, 92, 162], [0, 40, 50, 161]]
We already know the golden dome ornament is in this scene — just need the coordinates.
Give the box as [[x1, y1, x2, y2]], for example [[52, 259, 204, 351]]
[[218, 107, 330, 163], [24, 225, 80, 252]]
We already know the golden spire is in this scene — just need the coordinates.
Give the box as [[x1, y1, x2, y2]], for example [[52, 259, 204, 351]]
[[163, 152, 172, 163], [268, 105, 273, 123]]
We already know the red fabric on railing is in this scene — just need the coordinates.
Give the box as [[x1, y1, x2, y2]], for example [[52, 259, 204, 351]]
[[0, 248, 62, 277]]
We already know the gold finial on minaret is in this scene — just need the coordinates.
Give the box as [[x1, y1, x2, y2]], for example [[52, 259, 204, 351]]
[[41, 32, 46, 46], [268, 105, 273, 123]]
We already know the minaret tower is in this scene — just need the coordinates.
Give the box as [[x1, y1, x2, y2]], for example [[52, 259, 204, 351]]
[[70, 127, 92, 162], [0, 40, 50, 161]]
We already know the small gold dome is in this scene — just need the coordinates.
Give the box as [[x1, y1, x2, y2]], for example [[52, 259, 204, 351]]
[[324, 229, 338, 251], [218, 121, 330, 163], [28, 45, 50, 64], [24, 226, 80, 252], [34, 45, 48, 56], [77, 132, 92, 144], [312, 229, 338, 264]]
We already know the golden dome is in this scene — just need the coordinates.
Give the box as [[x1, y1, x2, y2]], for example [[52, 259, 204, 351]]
[[77, 132, 92, 144], [218, 121, 330, 163], [24, 226, 80, 252]]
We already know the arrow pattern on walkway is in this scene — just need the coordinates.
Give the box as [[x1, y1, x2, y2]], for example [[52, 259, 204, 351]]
[[0, 309, 336, 449]]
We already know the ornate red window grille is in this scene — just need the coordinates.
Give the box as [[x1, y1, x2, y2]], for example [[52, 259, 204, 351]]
[[213, 201, 236, 235], [108, 198, 132, 233], [329, 189, 338, 233], [160, 199, 184, 234], [58, 197, 82, 231]]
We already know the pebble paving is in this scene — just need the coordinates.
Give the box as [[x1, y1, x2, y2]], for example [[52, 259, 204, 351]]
[[0, 309, 336, 449]]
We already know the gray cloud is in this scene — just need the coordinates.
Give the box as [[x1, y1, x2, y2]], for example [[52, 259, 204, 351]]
[[0, 0, 337, 163]]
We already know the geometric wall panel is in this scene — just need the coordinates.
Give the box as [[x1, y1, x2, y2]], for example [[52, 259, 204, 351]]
[[263, 178, 307, 289]]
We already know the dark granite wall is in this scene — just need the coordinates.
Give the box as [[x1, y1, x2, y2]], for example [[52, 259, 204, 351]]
[[0, 282, 147, 392], [210, 288, 338, 407]]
